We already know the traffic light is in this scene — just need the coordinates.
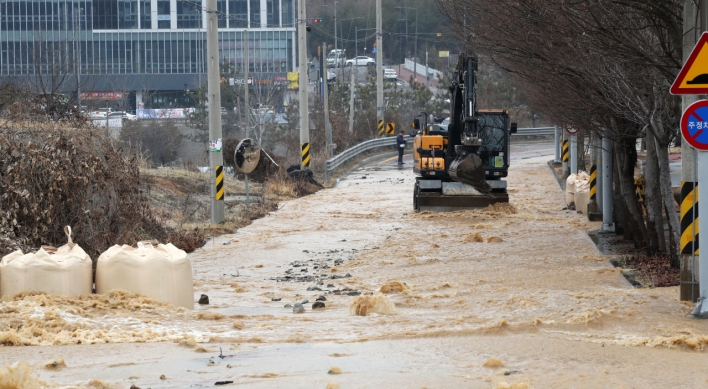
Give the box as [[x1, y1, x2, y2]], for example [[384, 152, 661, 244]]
[[313, 18, 323, 23]]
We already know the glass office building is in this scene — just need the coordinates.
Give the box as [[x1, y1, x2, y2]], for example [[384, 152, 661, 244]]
[[0, 0, 296, 111]]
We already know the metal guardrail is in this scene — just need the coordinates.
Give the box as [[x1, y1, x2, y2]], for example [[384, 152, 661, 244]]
[[514, 127, 556, 136], [323, 127, 556, 182]]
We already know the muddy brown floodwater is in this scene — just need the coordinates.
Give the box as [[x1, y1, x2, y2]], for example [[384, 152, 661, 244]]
[[3, 149, 708, 389]]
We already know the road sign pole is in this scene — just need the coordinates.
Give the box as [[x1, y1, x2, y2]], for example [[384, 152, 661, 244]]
[[298, 0, 310, 169], [693, 150, 708, 317], [375, 0, 384, 126]]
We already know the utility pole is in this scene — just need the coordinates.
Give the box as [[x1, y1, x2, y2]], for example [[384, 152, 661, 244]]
[[298, 0, 310, 168], [414, 9, 417, 81], [375, 0, 383, 128], [324, 41, 332, 159], [334, 1, 338, 63], [244, 30, 249, 138], [680, 0, 700, 301], [206, 0, 224, 224], [425, 50, 429, 88], [349, 66, 355, 133]]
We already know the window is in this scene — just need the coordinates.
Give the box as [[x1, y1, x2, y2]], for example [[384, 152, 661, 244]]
[[93, 0, 119, 29], [118, 0, 138, 29], [228, 0, 247, 28], [177, 2, 201, 28], [281, 0, 293, 27], [217, 0, 226, 28], [157, 0, 170, 28], [249, 0, 260, 27], [140, 0, 151, 28], [266, 0, 279, 27]]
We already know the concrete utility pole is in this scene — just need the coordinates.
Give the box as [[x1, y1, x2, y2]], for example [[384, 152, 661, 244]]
[[570, 133, 578, 175], [298, 0, 310, 168], [680, 0, 700, 301], [554, 126, 561, 163], [323, 42, 332, 159], [244, 30, 249, 138], [375, 0, 383, 127], [602, 135, 614, 231], [349, 66, 355, 133], [206, 0, 224, 224]]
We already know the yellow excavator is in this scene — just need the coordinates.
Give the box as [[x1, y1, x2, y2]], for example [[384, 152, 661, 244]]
[[412, 53, 517, 212]]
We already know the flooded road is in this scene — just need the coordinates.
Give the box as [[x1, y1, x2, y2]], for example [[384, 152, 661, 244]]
[[3, 142, 708, 388]]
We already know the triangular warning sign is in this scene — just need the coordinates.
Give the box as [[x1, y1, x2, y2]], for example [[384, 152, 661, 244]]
[[671, 32, 708, 95]]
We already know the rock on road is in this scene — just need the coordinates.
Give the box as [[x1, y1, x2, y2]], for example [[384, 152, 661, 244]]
[[3, 144, 708, 388]]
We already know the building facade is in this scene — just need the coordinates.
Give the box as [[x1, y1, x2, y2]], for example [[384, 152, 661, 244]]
[[0, 0, 296, 112]]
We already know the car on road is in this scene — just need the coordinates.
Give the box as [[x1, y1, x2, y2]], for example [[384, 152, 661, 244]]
[[437, 117, 450, 131], [346, 56, 375, 67], [109, 111, 137, 121], [384, 68, 397, 80], [327, 69, 336, 82]]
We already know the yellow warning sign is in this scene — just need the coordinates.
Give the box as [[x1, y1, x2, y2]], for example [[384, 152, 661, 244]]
[[671, 32, 708, 95]]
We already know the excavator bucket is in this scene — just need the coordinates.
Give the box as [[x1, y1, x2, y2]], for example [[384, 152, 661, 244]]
[[449, 153, 492, 194]]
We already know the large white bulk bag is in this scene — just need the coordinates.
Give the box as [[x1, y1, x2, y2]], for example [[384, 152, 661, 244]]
[[0, 226, 92, 299], [565, 174, 577, 205], [95, 241, 194, 309]]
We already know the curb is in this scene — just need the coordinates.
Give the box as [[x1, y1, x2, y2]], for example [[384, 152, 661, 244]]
[[547, 160, 566, 191]]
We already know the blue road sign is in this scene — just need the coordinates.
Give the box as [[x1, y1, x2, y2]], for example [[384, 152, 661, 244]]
[[682, 100, 708, 151]]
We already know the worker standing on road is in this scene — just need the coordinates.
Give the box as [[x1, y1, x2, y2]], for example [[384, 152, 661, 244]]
[[396, 130, 407, 165]]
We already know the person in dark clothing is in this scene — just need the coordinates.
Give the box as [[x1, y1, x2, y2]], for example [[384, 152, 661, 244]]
[[396, 130, 407, 165]]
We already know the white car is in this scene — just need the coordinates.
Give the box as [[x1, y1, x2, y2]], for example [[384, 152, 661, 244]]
[[346, 56, 375, 66], [327, 70, 336, 81], [384, 68, 397, 80], [438, 117, 450, 131], [109, 111, 137, 121]]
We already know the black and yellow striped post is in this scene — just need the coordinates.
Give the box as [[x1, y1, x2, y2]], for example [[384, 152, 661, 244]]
[[561, 139, 570, 178], [681, 182, 699, 256], [634, 177, 645, 214], [301, 142, 310, 168], [680, 181, 699, 301], [215, 165, 224, 201], [378, 120, 385, 136], [589, 164, 598, 202]]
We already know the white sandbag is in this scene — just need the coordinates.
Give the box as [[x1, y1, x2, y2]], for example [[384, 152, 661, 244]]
[[575, 190, 590, 215], [0, 226, 92, 299], [95, 241, 194, 309], [565, 174, 577, 205]]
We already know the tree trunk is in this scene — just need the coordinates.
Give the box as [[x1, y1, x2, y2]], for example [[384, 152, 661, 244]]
[[653, 135, 681, 267], [645, 129, 666, 253], [615, 136, 647, 248], [577, 134, 586, 172]]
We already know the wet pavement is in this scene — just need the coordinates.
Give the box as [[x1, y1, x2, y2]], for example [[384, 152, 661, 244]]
[[3, 141, 708, 388]]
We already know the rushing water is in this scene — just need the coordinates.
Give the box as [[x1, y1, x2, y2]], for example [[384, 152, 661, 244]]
[[2, 149, 708, 388]]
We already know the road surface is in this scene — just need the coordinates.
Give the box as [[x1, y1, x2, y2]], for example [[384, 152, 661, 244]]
[[3, 141, 708, 389]]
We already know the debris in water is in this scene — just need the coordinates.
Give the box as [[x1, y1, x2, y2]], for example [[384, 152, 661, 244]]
[[196, 311, 225, 320], [313, 302, 326, 309], [328, 366, 342, 375], [464, 233, 484, 243], [179, 337, 198, 348], [326, 382, 340, 389], [233, 321, 245, 330], [0, 362, 45, 388], [483, 358, 504, 368], [496, 381, 528, 389], [329, 353, 349, 357], [247, 373, 278, 378], [130, 385, 142, 389], [215, 381, 234, 385], [44, 358, 66, 370], [350, 295, 397, 316], [160, 374, 167, 380], [272, 297, 282, 301], [380, 280, 409, 294], [487, 236, 504, 243], [316, 296, 327, 301], [198, 294, 210, 305], [293, 303, 305, 313]]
